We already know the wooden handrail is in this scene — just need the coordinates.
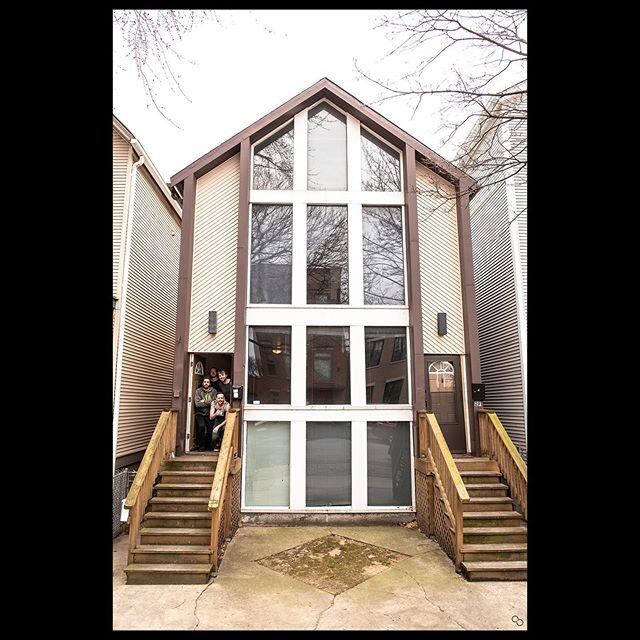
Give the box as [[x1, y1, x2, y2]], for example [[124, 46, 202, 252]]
[[123, 409, 177, 564], [208, 409, 239, 572], [419, 411, 469, 571], [478, 410, 527, 520]]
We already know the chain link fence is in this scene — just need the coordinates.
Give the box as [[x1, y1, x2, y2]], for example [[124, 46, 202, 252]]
[[112, 468, 137, 539]]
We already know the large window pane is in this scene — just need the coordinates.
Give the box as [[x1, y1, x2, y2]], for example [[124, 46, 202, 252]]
[[367, 421, 412, 506], [250, 205, 292, 304], [361, 129, 401, 192], [253, 124, 294, 190], [307, 205, 348, 304], [363, 207, 405, 305], [245, 421, 290, 506], [307, 327, 350, 404], [307, 103, 347, 190], [248, 326, 291, 404], [306, 422, 351, 506], [365, 327, 408, 404]]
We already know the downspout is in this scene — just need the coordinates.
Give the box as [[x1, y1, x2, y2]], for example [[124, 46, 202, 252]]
[[112, 142, 145, 474]]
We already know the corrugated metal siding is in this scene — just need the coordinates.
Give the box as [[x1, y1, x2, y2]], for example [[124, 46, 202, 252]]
[[189, 155, 240, 352], [512, 119, 527, 326], [115, 168, 181, 458], [416, 164, 465, 354], [469, 143, 526, 459], [113, 129, 131, 298]]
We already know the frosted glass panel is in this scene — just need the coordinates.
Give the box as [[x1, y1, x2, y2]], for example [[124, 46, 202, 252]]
[[245, 421, 290, 506], [367, 421, 412, 506], [307, 104, 347, 190]]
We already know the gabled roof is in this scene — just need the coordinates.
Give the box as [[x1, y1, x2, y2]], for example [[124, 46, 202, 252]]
[[113, 114, 182, 218], [170, 77, 476, 192]]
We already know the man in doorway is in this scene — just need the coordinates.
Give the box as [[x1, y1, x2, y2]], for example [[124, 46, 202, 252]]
[[193, 378, 215, 451], [209, 391, 230, 451], [217, 369, 232, 404]]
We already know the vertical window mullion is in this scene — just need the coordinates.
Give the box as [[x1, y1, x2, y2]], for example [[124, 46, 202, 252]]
[[346, 115, 361, 193], [348, 203, 364, 306], [290, 420, 306, 509], [293, 111, 307, 191], [350, 325, 366, 405], [291, 202, 306, 305], [351, 420, 367, 509], [290, 324, 306, 406]]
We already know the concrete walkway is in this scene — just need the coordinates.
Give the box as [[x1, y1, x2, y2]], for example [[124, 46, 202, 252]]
[[113, 524, 527, 630]]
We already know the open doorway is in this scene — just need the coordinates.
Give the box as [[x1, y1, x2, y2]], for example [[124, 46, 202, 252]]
[[187, 352, 234, 452]]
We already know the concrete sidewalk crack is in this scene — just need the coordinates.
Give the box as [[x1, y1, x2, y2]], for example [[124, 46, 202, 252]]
[[193, 580, 216, 630], [397, 567, 467, 630], [314, 594, 336, 630]]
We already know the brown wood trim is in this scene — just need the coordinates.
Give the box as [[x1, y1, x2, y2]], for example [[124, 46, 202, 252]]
[[171, 173, 196, 455], [414, 456, 431, 476], [455, 179, 482, 455], [404, 146, 426, 412], [232, 139, 250, 424], [170, 78, 476, 192]]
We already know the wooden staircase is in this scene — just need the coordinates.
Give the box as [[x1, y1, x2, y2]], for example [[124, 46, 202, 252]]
[[454, 456, 527, 581], [124, 454, 218, 584]]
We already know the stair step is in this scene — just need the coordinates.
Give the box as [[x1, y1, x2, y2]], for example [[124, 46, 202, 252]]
[[149, 497, 209, 512], [162, 457, 217, 471], [131, 544, 212, 564], [465, 497, 513, 511], [462, 543, 527, 562], [154, 483, 212, 497], [158, 470, 215, 484], [143, 512, 212, 528], [459, 471, 502, 484], [140, 527, 211, 545], [453, 458, 500, 472], [463, 526, 527, 544], [463, 511, 523, 527], [464, 483, 510, 497], [124, 563, 212, 585], [461, 560, 527, 582]]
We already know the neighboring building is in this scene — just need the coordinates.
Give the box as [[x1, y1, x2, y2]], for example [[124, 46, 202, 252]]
[[460, 95, 527, 460], [112, 115, 182, 472], [167, 78, 482, 516]]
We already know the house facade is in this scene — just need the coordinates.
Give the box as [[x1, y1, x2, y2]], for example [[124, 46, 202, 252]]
[[112, 115, 182, 473], [460, 99, 527, 460], [168, 79, 482, 516]]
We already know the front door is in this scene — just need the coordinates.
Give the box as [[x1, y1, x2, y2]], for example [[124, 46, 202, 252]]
[[424, 355, 466, 453]]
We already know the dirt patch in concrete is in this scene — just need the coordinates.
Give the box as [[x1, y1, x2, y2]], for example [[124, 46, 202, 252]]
[[256, 534, 409, 594]]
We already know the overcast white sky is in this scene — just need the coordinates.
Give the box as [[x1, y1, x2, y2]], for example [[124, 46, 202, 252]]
[[113, 10, 459, 183]]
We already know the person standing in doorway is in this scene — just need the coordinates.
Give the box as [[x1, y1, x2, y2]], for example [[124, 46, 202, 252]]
[[193, 378, 215, 451], [208, 367, 221, 393], [217, 369, 232, 403], [209, 392, 230, 451]]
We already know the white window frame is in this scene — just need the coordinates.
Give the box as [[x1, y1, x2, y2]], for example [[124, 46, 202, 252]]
[[243, 98, 414, 512]]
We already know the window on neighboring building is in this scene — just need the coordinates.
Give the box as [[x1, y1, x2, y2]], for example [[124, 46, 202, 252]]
[[307, 205, 349, 304], [390, 336, 406, 362], [245, 421, 290, 506], [248, 326, 291, 404], [306, 422, 351, 506], [250, 205, 293, 304], [306, 327, 350, 404], [365, 327, 409, 404], [361, 128, 401, 192], [363, 206, 405, 305], [307, 103, 347, 190], [367, 421, 411, 506], [253, 124, 294, 190]]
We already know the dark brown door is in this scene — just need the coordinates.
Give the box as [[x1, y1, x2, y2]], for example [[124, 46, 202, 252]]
[[424, 355, 466, 453]]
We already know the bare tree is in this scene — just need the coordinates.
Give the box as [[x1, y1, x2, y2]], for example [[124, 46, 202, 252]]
[[113, 10, 218, 126], [357, 10, 527, 192]]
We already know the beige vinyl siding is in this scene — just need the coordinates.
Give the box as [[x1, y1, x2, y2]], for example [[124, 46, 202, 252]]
[[416, 164, 465, 354], [115, 167, 181, 459], [188, 154, 241, 352], [113, 129, 131, 298], [470, 158, 526, 460]]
